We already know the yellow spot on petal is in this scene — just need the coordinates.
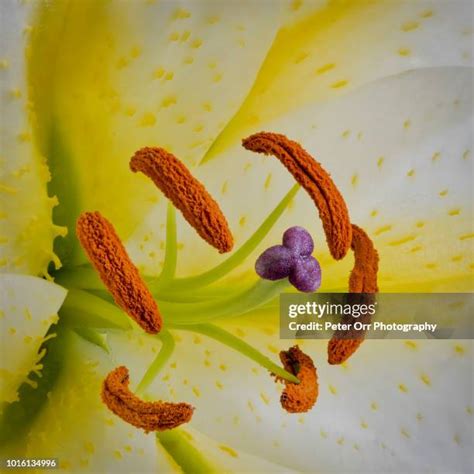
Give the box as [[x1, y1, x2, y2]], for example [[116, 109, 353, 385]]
[[84, 441, 95, 454], [124, 106, 136, 117], [398, 47, 411, 57], [9, 88, 22, 99], [459, 233, 474, 241], [130, 45, 141, 58], [0, 59, 9, 70], [398, 383, 408, 393], [140, 112, 156, 127], [328, 384, 337, 395], [192, 387, 201, 397], [264, 173, 272, 190], [341, 129, 351, 138], [448, 208, 461, 216], [377, 156, 384, 168], [221, 180, 228, 195], [267, 344, 278, 354], [215, 380, 223, 389], [371, 402, 378, 411], [351, 174, 358, 187], [420, 374, 431, 386], [407, 168, 415, 177], [219, 445, 238, 458], [113, 450, 122, 460], [116, 57, 130, 69], [202, 102, 212, 112], [183, 56, 194, 65], [403, 119, 411, 129], [161, 95, 177, 108], [191, 38, 202, 49], [169, 31, 180, 42], [420, 10, 434, 18], [374, 225, 392, 236], [462, 150, 470, 160], [164, 71, 174, 81], [370, 210, 378, 217], [454, 344, 465, 355], [410, 245, 422, 253], [360, 420, 368, 429], [173, 8, 191, 20], [337, 437, 345, 445], [153, 67, 165, 79], [294, 52, 309, 64], [401, 428, 411, 438], [432, 152, 441, 161], [260, 392, 270, 405], [401, 21, 420, 32], [425, 262, 437, 269], [17, 131, 31, 142], [331, 79, 348, 89], [316, 63, 335, 74], [207, 15, 220, 25], [389, 235, 415, 246]]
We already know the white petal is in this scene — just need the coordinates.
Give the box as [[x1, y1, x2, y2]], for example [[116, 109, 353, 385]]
[[180, 67, 473, 291], [0, 1, 63, 276], [205, 0, 473, 158], [0, 274, 66, 403], [150, 323, 473, 473], [158, 426, 297, 473]]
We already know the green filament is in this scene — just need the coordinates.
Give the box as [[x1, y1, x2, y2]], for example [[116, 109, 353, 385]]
[[157, 430, 219, 474], [157, 203, 178, 284], [61, 288, 131, 330], [160, 279, 290, 324], [161, 183, 299, 291], [135, 330, 175, 396], [172, 323, 299, 384]]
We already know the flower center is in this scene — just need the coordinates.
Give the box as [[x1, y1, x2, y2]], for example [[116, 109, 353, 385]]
[[53, 131, 378, 428]]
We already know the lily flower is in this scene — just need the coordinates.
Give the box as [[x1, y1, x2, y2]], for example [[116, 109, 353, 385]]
[[1, 0, 472, 472]]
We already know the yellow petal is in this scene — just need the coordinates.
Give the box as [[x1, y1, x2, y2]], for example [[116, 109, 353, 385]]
[[28, 0, 280, 265]]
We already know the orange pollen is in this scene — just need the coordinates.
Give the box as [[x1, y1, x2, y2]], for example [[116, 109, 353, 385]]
[[242, 132, 352, 260], [275, 346, 318, 413], [76, 211, 162, 334], [130, 147, 234, 254], [102, 366, 194, 432], [328, 225, 379, 365]]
